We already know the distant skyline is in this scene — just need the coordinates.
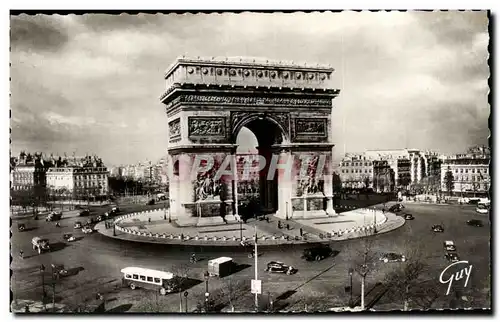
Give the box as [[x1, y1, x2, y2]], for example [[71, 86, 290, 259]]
[[10, 12, 489, 166]]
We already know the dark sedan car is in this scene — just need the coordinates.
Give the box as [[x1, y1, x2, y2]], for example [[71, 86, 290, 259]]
[[404, 214, 414, 220], [302, 245, 333, 261], [265, 261, 297, 275], [467, 219, 483, 227], [379, 252, 406, 263], [445, 252, 460, 262]]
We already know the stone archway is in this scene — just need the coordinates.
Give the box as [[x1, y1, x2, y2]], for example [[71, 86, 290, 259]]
[[160, 57, 340, 226]]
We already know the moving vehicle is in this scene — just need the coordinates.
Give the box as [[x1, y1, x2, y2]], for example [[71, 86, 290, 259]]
[[63, 233, 76, 242], [443, 241, 456, 252], [379, 253, 406, 263], [404, 214, 414, 220], [445, 252, 460, 262], [51, 263, 69, 278], [82, 227, 93, 234], [121, 267, 180, 295], [74, 221, 82, 229], [302, 244, 333, 261], [79, 209, 90, 217], [46, 211, 62, 222], [32, 237, 50, 254], [265, 261, 297, 275], [476, 201, 490, 214], [17, 223, 26, 232], [467, 219, 483, 227], [431, 225, 444, 232], [388, 204, 404, 213], [208, 257, 234, 277]]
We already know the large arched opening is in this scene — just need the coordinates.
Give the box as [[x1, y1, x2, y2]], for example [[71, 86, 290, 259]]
[[234, 115, 287, 214]]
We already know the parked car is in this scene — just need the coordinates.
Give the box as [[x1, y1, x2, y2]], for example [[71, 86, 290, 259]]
[[443, 240, 457, 252], [379, 252, 406, 263], [265, 261, 297, 275], [302, 244, 333, 261], [74, 221, 82, 229], [404, 214, 414, 220], [445, 252, 460, 262], [51, 263, 69, 278], [82, 227, 93, 234], [79, 209, 90, 217], [146, 199, 156, 205], [431, 225, 444, 232], [388, 204, 404, 213], [46, 211, 63, 221], [467, 219, 483, 227], [63, 233, 76, 242]]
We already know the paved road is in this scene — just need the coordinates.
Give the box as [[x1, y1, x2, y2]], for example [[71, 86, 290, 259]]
[[11, 202, 490, 312]]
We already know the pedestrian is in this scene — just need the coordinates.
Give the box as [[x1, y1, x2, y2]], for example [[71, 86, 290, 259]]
[[277, 220, 282, 229], [19, 250, 24, 259], [286, 224, 290, 230], [266, 217, 270, 223], [148, 217, 151, 223], [300, 228, 303, 236]]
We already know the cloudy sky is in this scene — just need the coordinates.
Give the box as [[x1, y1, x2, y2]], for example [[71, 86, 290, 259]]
[[10, 11, 489, 166]]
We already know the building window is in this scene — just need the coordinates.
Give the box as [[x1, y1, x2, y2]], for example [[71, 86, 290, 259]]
[[472, 169, 475, 173], [460, 169, 463, 173], [465, 169, 468, 173]]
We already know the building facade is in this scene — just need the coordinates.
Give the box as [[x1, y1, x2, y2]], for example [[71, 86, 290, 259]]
[[372, 160, 395, 193], [440, 147, 490, 196], [46, 166, 109, 199], [338, 153, 373, 189]]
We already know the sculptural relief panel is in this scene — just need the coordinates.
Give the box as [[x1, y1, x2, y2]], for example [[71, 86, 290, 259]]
[[292, 118, 328, 142], [188, 117, 227, 141], [168, 118, 181, 142]]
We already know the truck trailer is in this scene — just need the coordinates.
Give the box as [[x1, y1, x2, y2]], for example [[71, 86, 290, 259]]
[[208, 257, 233, 277]]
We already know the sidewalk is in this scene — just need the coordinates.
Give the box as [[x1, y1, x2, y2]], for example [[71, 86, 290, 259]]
[[98, 204, 405, 246]]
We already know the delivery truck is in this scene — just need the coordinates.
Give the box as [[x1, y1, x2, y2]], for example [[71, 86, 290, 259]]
[[208, 257, 233, 277]]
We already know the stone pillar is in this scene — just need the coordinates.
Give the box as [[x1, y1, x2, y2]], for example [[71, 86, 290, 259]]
[[275, 149, 294, 220], [323, 154, 336, 216], [410, 156, 415, 184]]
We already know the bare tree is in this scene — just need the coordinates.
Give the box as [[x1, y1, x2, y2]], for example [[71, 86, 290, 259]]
[[170, 263, 190, 312], [346, 230, 379, 310], [383, 240, 428, 311], [221, 277, 250, 312]]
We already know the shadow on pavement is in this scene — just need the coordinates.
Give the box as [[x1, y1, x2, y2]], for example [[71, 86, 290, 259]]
[[105, 303, 133, 313], [178, 278, 203, 292], [49, 242, 67, 252], [230, 263, 251, 275], [276, 290, 296, 301], [66, 266, 85, 277]]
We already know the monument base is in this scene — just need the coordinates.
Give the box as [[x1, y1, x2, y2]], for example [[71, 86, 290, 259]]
[[292, 210, 329, 220]]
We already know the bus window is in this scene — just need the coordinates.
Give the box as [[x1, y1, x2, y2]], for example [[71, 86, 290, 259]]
[[140, 275, 146, 281], [154, 278, 161, 283], [133, 274, 139, 280], [147, 276, 153, 282], [125, 274, 132, 279]]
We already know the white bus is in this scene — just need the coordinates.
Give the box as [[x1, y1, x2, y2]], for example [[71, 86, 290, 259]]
[[121, 267, 180, 295]]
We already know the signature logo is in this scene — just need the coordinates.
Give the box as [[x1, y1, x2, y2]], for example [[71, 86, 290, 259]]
[[439, 260, 472, 295]]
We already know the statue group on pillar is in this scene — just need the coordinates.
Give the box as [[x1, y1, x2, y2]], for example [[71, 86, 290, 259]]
[[298, 155, 323, 196], [194, 172, 222, 201]]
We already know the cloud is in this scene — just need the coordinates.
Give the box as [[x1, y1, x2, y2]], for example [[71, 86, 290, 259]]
[[10, 14, 70, 52], [9, 11, 489, 166]]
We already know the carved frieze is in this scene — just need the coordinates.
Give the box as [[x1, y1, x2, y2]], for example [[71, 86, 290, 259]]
[[188, 117, 226, 138], [292, 118, 328, 142], [168, 118, 181, 142], [231, 112, 290, 138], [182, 95, 332, 107]]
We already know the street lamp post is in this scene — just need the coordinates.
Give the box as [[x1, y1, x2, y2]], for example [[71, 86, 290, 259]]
[[203, 271, 209, 313], [373, 208, 377, 233], [348, 268, 353, 307], [40, 264, 46, 311], [240, 219, 243, 241]]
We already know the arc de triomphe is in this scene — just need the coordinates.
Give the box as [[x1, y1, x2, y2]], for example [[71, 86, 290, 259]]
[[160, 57, 340, 226]]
